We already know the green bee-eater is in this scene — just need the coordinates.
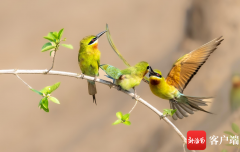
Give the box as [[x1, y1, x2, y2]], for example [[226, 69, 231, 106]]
[[78, 30, 106, 104], [148, 36, 224, 120], [100, 61, 149, 98], [105, 24, 149, 84], [230, 74, 240, 112]]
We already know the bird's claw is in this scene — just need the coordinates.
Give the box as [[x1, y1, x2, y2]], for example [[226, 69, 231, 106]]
[[77, 73, 85, 79], [94, 76, 97, 82], [109, 83, 114, 89], [117, 85, 122, 91]]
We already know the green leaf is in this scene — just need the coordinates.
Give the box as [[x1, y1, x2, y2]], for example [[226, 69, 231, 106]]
[[39, 98, 49, 112], [112, 120, 122, 125], [61, 44, 73, 49], [49, 96, 60, 104], [232, 123, 240, 134], [43, 36, 55, 42], [171, 109, 177, 116], [123, 121, 131, 126], [42, 97, 48, 109], [50, 50, 55, 57], [224, 131, 235, 136], [49, 82, 60, 93], [30, 88, 43, 96], [122, 113, 130, 121], [48, 32, 57, 40], [40, 104, 49, 112], [58, 28, 64, 40], [163, 109, 176, 116], [42, 42, 52, 50], [52, 32, 59, 39], [116, 112, 123, 119], [41, 45, 55, 52], [163, 109, 171, 115], [221, 149, 228, 152], [40, 82, 61, 94]]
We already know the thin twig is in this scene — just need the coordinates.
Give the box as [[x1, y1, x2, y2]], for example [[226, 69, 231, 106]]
[[46, 50, 57, 73], [129, 100, 138, 114], [15, 73, 32, 89], [183, 143, 186, 152], [0, 69, 187, 144]]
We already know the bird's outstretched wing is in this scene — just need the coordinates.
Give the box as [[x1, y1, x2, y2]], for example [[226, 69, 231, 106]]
[[166, 36, 224, 93], [100, 64, 122, 80], [106, 24, 149, 84]]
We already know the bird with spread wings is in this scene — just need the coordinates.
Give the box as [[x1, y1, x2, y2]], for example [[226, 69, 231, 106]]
[[105, 24, 223, 120]]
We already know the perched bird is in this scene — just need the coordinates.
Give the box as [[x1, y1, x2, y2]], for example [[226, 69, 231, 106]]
[[78, 30, 106, 104], [148, 36, 224, 120], [230, 74, 240, 112], [100, 61, 149, 98]]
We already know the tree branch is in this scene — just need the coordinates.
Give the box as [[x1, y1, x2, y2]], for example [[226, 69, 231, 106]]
[[0, 69, 187, 144]]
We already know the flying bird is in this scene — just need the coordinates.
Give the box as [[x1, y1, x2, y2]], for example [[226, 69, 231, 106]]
[[148, 36, 224, 120]]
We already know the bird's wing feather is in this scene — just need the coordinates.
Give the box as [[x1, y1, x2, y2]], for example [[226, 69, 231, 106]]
[[166, 36, 224, 93], [106, 24, 149, 83], [100, 64, 122, 79], [106, 24, 131, 67]]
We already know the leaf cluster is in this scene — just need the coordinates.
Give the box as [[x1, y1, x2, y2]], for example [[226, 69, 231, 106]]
[[31, 82, 61, 112], [41, 28, 73, 56], [112, 112, 131, 126], [163, 109, 177, 116]]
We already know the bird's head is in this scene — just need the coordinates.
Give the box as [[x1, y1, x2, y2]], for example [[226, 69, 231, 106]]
[[149, 66, 164, 85], [134, 61, 150, 77], [80, 30, 106, 49]]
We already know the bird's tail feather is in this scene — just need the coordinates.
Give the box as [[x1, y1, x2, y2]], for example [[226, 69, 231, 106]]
[[170, 95, 212, 120], [88, 80, 97, 104]]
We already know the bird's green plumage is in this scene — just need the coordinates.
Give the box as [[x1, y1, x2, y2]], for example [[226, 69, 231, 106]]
[[78, 35, 102, 104], [100, 61, 149, 91], [79, 35, 100, 77], [105, 24, 150, 84], [100, 64, 122, 79]]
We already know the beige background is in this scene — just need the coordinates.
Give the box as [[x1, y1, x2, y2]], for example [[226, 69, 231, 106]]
[[0, 0, 240, 151]]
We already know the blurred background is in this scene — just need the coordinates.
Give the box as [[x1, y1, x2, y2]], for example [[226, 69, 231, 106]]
[[0, 0, 240, 151]]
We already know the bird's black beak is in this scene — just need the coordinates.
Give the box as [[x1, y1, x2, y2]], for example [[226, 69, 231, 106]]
[[149, 66, 155, 76], [96, 30, 106, 39]]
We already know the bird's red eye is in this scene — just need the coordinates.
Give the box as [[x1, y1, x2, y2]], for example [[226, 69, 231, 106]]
[[157, 74, 159, 76]]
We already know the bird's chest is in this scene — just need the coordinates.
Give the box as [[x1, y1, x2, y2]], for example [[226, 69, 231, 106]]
[[150, 81, 177, 100], [79, 50, 100, 62], [117, 75, 141, 91], [78, 49, 100, 75]]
